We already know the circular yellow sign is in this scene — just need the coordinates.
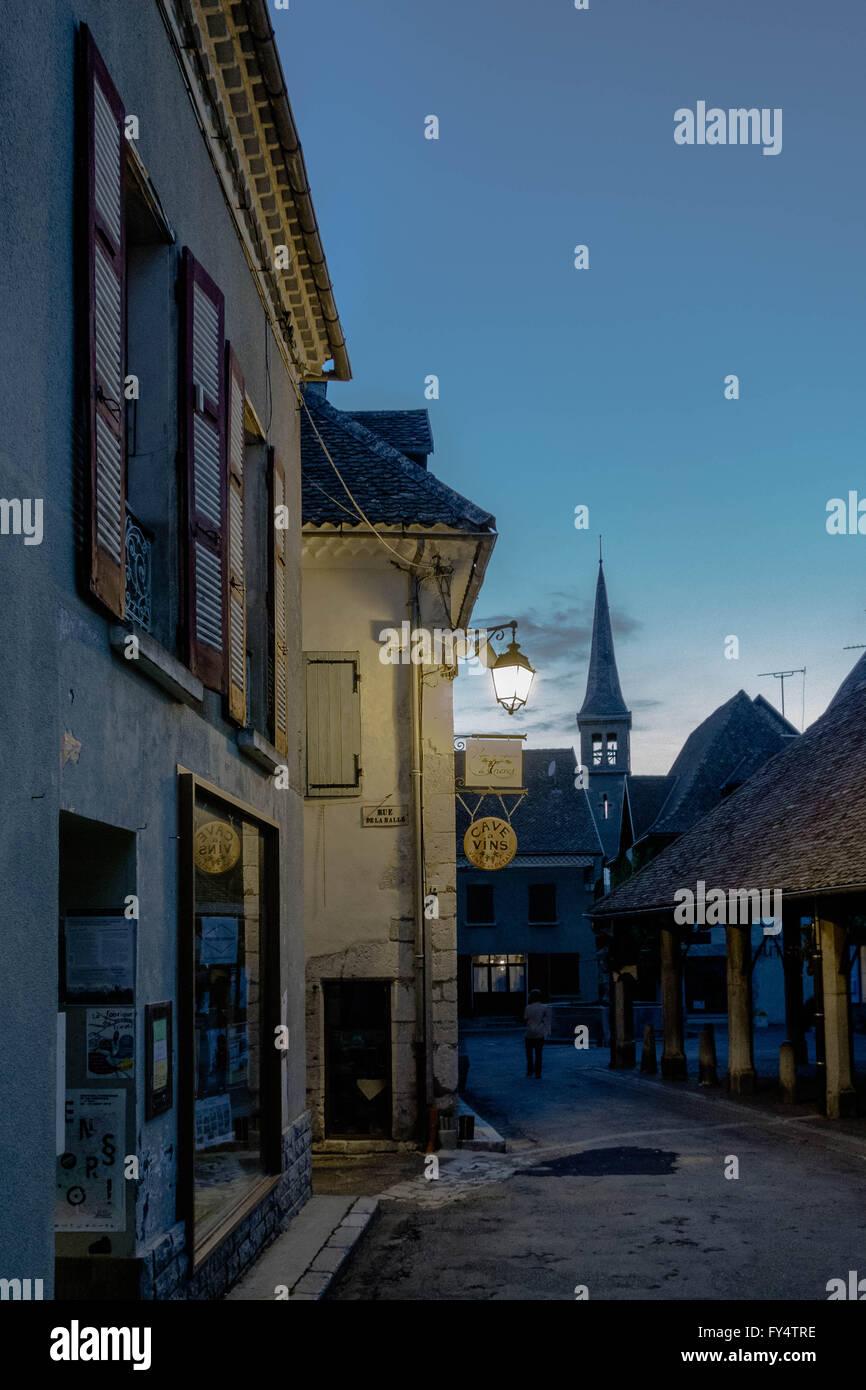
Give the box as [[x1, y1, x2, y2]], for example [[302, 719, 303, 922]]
[[194, 819, 241, 875], [463, 816, 517, 871]]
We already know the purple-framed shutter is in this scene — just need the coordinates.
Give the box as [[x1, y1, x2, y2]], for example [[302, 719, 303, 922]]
[[180, 248, 227, 691], [225, 345, 247, 723], [84, 26, 127, 617]]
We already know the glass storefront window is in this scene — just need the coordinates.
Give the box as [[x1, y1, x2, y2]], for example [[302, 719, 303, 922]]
[[192, 790, 268, 1244]]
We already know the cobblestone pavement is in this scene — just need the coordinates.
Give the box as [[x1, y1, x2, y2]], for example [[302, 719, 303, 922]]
[[327, 1033, 866, 1300]]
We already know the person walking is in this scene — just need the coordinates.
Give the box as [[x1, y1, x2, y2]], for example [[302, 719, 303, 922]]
[[524, 988, 551, 1078]]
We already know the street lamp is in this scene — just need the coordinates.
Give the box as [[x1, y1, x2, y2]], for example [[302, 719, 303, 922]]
[[488, 622, 536, 715]]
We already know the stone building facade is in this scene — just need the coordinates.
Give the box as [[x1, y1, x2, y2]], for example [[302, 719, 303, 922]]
[[0, 0, 346, 1298], [300, 388, 496, 1145]]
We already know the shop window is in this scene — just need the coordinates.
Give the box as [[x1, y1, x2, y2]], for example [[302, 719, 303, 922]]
[[472, 955, 525, 994], [179, 775, 280, 1258], [466, 883, 495, 924], [528, 883, 557, 923]]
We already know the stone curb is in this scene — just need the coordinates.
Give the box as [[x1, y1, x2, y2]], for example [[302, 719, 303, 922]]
[[288, 1197, 379, 1301]]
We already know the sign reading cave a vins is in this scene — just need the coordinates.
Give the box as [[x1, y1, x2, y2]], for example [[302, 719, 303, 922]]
[[463, 816, 518, 871], [362, 805, 409, 827]]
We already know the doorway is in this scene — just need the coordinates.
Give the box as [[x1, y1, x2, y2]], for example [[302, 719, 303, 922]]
[[323, 980, 391, 1138]]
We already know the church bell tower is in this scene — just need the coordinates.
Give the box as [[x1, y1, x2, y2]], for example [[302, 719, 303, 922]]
[[577, 550, 631, 856]]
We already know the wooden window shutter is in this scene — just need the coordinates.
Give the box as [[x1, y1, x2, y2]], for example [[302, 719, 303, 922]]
[[83, 26, 127, 617], [304, 653, 362, 796], [225, 346, 246, 723], [180, 248, 227, 690], [268, 449, 290, 755]]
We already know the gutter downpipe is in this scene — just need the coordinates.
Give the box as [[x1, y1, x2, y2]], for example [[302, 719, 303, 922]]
[[409, 572, 435, 1131]]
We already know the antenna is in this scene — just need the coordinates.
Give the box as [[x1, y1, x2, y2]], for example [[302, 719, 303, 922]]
[[757, 668, 805, 726], [843, 608, 866, 650], [599, 534, 603, 564]]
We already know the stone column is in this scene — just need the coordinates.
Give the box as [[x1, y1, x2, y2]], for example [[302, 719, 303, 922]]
[[817, 914, 857, 1119], [660, 923, 686, 1079], [725, 924, 756, 1094]]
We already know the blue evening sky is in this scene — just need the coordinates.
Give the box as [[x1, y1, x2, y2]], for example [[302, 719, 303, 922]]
[[277, 0, 866, 772]]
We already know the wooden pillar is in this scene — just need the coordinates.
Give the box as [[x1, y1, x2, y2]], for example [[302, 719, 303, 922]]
[[610, 924, 636, 1068], [725, 923, 756, 1094], [660, 923, 686, 1079], [817, 914, 857, 1119], [782, 913, 808, 1066]]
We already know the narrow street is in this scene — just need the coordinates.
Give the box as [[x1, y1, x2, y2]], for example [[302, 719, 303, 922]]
[[327, 1034, 866, 1300]]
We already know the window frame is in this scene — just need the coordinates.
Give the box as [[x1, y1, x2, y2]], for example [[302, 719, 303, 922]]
[[465, 882, 496, 925], [177, 768, 282, 1268], [528, 881, 558, 925]]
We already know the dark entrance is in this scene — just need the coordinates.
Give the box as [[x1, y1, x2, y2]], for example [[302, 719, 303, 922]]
[[324, 980, 391, 1138]]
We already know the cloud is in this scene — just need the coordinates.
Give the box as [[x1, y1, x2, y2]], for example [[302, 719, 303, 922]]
[[492, 589, 640, 668]]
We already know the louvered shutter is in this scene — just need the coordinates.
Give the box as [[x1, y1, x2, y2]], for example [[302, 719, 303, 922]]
[[225, 347, 246, 723], [84, 27, 126, 617], [269, 449, 290, 754], [304, 654, 362, 795], [180, 248, 227, 690]]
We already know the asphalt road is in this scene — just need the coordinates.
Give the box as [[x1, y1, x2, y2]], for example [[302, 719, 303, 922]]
[[327, 1033, 866, 1300]]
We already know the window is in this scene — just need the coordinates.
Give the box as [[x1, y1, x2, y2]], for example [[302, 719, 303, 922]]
[[592, 733, 603, 766], [466, 884, 495, 924], [179, 777, 280, 1257], [124, 140, 174, 645], [606, 732, 617, 765], [602, 794, 609, 820], [472, 955, 525, 995], [304, 652, 362, 795], [528, 883, 557, 923]]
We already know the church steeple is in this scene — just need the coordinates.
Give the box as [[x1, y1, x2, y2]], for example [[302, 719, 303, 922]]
[[578, 552, 629, 721], [577, 551, 631, 831]]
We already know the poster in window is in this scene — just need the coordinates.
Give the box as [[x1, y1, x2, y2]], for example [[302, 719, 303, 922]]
[[195, 1094, 234, 1149], [56, 1090, 125, 1231], [63, 914, 135, 1003], [199, 915, 239, 966], [228, 1024, 248, 1085], [86, 1006, 135, 1079], [145, 1002, 172, 1119]]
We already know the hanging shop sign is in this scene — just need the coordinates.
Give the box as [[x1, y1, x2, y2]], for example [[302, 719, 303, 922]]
[[464, 738, 523, 788], [463, 816, 518, 871], [194, 819, 241, 874], [362, 804, 409, 827]]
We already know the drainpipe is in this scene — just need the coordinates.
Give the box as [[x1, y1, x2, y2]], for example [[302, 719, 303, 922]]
[[409, 575, 434, 1125]]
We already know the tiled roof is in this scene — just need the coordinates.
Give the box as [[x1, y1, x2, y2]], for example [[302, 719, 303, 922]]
[[456, 748, 603, 857], [347, 410, 433, 458], [646, 690, 798, 838], [591, 660, 866, 917], [625, 775, 677, 840], [301, 390, 494, 531]]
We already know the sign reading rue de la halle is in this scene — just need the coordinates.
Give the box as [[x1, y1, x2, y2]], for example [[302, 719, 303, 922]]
[[463, 816, 518, 871], [362, 805, 409, 828]]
